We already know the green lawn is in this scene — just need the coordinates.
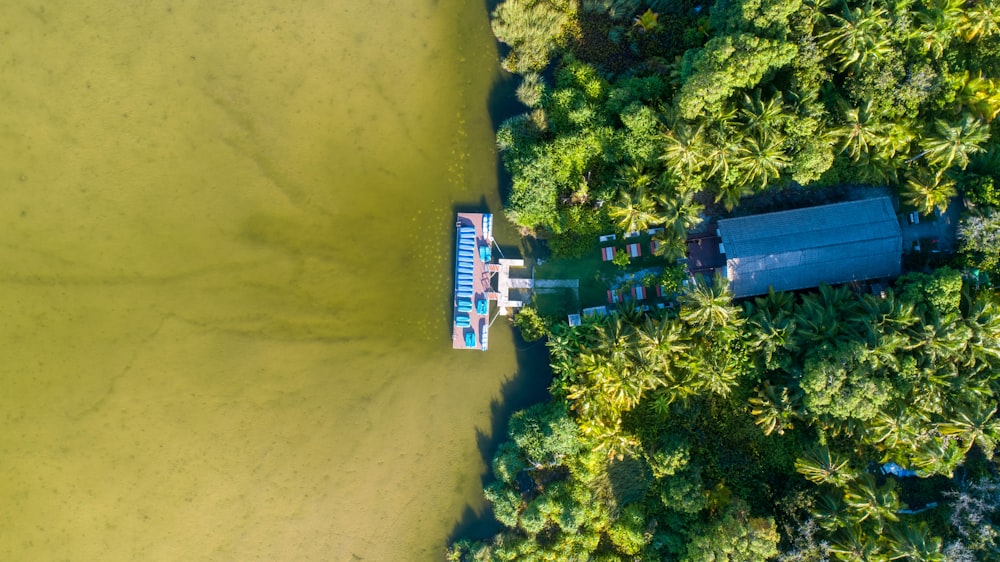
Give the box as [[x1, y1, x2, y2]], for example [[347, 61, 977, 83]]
[[534, 234, 674, 315]]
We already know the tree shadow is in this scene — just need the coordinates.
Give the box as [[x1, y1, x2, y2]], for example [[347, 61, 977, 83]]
[[486, 51, 526, 208], [447, 328, 553, 545], [444, 0, 553, 549], [453, 196, 493, 216]]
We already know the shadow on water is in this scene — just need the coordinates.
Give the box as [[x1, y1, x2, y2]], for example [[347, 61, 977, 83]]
[[486, 69, 523, 208], [448, 329, 553, 545], [453, 196, 493, 216], [444, 4, 554, 547]]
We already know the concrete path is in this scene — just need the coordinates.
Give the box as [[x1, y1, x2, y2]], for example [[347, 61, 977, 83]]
[[534, 279, 579, 288]]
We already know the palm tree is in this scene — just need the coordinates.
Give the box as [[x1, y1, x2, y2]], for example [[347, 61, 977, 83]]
[[601, 362, 646, 413], [817, 3, 892, 72], [608, 187, 662, 233], [912, 0, 963, 58], [901, 167, 957, 216], [883, 522, 945, 561], [811, 492, 854, 532], [636, 316, 688, 370], [650, 229, 687, 261], [953, 72, 1000, 123], [713, 178, 755, 211], [695, 345, 741, 397], [594, 314, 636, 365], [736, 133, 789, 190], [865, 404, 929, 453], [842, 474, 901, 533], [909, 435, 965, 477], [919, 115, 991, 171], [678, 273, 745, 332], [908, 312, 970, 362], [799, 0, 837, 32], [795, 445, 856, 487], [703, 126, 742, 184], [614, 163, 655, 193], [959, 0, 1000, 40], [739, 90, 787, 139], [833, 99, 887, 160], [795, 284, 865, 344], [578, 416, 638, 460], [795, 446, 857, 488], [746, 295, 798, 370], [938, 402, 1000, 459], [655, 188, 704, 238], [749, 383, 796, 436], [829, 525, 885, 561], [632, 8, 660, 33], [963, 295, 1000, 368], [660, 121, 708, 180]]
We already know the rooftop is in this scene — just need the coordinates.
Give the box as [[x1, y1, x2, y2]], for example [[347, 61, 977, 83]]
[[717, 197, 902, 298]]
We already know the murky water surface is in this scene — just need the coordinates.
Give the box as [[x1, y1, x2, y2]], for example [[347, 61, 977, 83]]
[[0, 2, 519, 559]]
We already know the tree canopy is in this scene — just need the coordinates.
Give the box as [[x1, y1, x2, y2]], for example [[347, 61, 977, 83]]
[[450, 0, 1000, 559]]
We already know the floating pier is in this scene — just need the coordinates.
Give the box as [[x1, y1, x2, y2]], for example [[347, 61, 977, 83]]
[[452, 213, 493, 350]]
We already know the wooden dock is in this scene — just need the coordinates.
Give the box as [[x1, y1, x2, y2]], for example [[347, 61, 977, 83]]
[[494, 258, 529, 315], [452, 213, 493, 350]]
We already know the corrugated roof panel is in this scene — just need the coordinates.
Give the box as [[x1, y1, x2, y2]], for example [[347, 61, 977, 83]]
[[718, 197, 902, 298]]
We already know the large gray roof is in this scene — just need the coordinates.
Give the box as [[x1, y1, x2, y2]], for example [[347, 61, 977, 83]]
[[717, 197, 902, 298]]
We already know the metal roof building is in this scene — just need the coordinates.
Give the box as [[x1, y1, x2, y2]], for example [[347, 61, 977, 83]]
[[717, 197, 902, 298]]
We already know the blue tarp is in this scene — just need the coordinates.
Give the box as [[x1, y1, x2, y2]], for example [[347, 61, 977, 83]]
[[465, 331, 476, 347], [882, 463, 918, 477], [476, 299, 488, 314], [479, 245, 491, 262]]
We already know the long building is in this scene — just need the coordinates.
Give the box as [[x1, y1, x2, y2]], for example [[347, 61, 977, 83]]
[[716, 197, 902, 298]]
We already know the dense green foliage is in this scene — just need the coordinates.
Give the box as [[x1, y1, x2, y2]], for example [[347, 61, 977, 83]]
[[452, 0, 1000, 559], [451, 275, 1000, 560], [493, 0, 1000, 253]]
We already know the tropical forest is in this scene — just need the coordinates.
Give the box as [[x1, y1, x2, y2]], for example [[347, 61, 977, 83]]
[[450, 0, 1000, 559]]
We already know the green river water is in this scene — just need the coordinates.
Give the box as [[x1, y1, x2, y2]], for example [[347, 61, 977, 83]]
[[0, 2, 533, 559]]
